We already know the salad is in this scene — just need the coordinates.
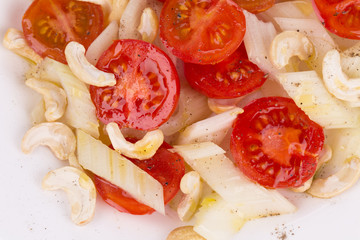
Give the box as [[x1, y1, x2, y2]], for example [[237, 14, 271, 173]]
[[2, 0, 360, 239]]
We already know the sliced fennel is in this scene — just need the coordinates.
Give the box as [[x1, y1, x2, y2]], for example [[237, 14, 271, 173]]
[[86, 21, 119, 65], [159, 83, 212, 136], [171, 142, 225, 160], [278, 70, 360, 128], [76, 129, 165, 214], [243, 10, 281, 80], [34, 58, 99, 138], [176, 108, 243, 145], [173, 142, 296, 219], [258, 0, 316, 23], [194, 193, 246, 240]]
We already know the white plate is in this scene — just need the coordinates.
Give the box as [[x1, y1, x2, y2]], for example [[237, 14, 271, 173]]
[[1, 1, 360, 239]]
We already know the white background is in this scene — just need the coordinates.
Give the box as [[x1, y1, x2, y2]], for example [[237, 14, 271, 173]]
[[1, 0, 360, 239]]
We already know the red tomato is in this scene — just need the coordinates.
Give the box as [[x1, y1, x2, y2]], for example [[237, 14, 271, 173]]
[[312, 0, 360, 39], [184, 46, 268, 99], [22, 0, 104, 64], [159, 0, 246, 64], [92, 141, 185, 215], [234, 0, 275, 14], [230, 97, 324, 188], [90, 39, 180, 131]]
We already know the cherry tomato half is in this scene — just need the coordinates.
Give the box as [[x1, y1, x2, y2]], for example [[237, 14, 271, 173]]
[[92, 141, 185, 215], [90, 39, 180, 131], [234, 0, 275, 14], [184, 46, 268, 99], [160, 0, 246, 64], [312, 0, 360, 39], [22, 0, 104, 63], [230, 97, 324, 188]]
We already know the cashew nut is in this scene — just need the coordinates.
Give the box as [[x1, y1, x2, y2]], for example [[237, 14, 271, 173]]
[[137, 7, 159, 43], [307, 157, 360, 198], [106, 122, 164, 160], [25, 78, 67, 122], [291, 144, 332, 193], [177, 171, 203, 221], [21, 122, 76, 160], [65, 41, 116, 87], [3, 28, 42, 64], [166, 226, 206, 240], [323, 49, 360, 103], [42, 166, 96, 225], [270, 31, 314, 69], [207, 97, 243, 114], [31, 99, 46, 125], [69, 153, 83, 170]]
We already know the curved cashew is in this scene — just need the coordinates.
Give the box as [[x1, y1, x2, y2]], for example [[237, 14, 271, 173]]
[[167, 226, 206, 240], [65, 41, 116, 87], [137, 7, 159, 43], [25, 78, 67, 122], [31, 99, 46, 125], [3, 28, 42, 64], [69, 153, 83, 170], [323, 49, 360, 103], [42, 166, 96, 225], [307, 157, 360, 198], [270, 31, 314, 69], [21, 122, 76, 160], [291, 144, 332, 193], [106, 122, 164, 160], [177, 171, 203, 221], [207, 97, 243, 114]]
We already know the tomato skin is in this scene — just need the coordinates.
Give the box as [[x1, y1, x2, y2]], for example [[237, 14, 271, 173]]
[[92, 141, 185, 215], [184, 46, 267, 99], [90, 39, 180, 131], [22, 0, 104, 63], [234, 0, 275, 14], [230, 97, 324, 188], [312, 0, 360, 39], [160, 0, 246, 65]]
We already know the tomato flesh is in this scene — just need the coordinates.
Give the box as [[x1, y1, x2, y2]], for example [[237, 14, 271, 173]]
[[160, 0, 246, 64], [90, 39, 180, 131], [234, 0, 275, 14], [184, 46, 268, 99], [22, 0, 103, 63], [312, 0, 360, 39], [92, 141, 185, 215], [230, 97, 324, 188]]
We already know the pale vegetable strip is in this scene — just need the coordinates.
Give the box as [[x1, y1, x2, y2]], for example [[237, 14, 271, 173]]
[[176, 108, 243, 145], [278, 71, 360, 128], [243, 10, 281, 80], [77, 129, 165, 215], [194, 193, 246, 240], [173, 142, 296, 220]]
